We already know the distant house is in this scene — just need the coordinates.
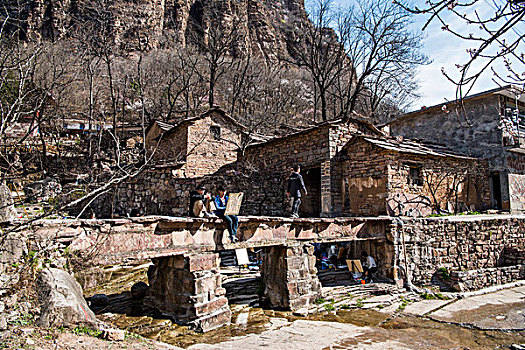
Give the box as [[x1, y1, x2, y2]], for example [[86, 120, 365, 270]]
[[389, 85, 525, 211], [145, 109, 244, 178]]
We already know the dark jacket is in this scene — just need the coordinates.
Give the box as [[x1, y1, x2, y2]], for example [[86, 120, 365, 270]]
[[189, 190, 206, 217], [287, 172, 306, 197]]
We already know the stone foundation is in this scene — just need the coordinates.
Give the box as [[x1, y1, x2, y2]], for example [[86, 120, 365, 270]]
[[144, 253, 231, 332], [450, 265, 525, 292], [261, 244, 321, 311], [392, 216, 525, 287]]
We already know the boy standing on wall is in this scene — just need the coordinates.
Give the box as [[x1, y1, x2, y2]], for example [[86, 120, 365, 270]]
[[287, 165, 307, 218]]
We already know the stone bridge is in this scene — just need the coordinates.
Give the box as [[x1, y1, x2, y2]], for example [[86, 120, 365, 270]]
[[63, 216, 391, 262], [25, 214, 525, 333], [27, 215, 393, 332]]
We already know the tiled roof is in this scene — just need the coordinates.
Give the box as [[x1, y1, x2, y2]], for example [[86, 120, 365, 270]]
[[359, 136, 476, 160]]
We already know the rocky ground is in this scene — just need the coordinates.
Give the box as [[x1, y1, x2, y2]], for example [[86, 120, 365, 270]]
[[2, 269, 523, 349], [1, 242, 524, 350]]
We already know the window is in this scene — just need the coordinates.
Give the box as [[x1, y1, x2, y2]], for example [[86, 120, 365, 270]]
[[210, 125, 221, 140], [408, 166, 423, 186]]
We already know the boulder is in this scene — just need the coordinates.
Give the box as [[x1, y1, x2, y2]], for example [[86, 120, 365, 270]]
[[0, 184, 17, 223], [36, 268, 97, 327], [0, 233, 26, 273], [101, 328, 126, 341]]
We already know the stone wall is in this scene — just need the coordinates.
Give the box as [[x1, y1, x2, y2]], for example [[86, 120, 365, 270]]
[[449, 265, 525, 292], [261, 244, 321, 310], [185, 114, 242, 178], [144, 253, 231, 332], [340, 141, 390, 216], [150, 124, 188, 169], [392, 216, 525, 286], [390, 95, 502, 166], [386, 154, 489, 216]]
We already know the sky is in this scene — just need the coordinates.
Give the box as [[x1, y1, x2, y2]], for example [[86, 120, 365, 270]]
[[306, 0, 525, 112]]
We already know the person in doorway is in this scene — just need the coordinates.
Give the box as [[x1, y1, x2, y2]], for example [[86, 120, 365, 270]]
[[214, 186, 239, 243], [328, 244, 338, 265], [361, 251, 377, 282], [189, 185, 215, 218], [287, 165, 307, 218]]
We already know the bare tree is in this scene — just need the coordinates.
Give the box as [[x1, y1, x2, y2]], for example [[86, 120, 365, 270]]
[[335, 0, 428, 122], [187, 2, 243, 108], [394, 0, 525, 98], [292, 0, 428, 123], [290, 0, 347, 122], [220, 55, 314, 151]]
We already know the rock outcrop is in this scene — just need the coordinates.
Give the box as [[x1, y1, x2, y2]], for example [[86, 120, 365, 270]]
[[11, 0, 309, 61], [36, 268, 97, 327], [0, 184, 18, 224]]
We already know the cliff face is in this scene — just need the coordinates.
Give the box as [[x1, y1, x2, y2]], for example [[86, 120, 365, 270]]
[[16, 0, 308, 61]]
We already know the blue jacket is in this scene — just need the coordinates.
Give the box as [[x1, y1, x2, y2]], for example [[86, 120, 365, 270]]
[[214, 195, 228, 216]]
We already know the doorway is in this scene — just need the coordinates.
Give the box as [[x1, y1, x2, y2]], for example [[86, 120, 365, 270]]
[[301, 167, 321, 217], [490, 172, 502, 209]]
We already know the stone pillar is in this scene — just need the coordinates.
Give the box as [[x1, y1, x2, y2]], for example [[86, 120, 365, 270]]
[[261, 244, 321, 311], [320, 160, 332, 217], [144, 253, 231, 332]]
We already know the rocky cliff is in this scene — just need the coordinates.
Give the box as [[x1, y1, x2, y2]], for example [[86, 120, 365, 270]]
[[11, 0, 309, 61]]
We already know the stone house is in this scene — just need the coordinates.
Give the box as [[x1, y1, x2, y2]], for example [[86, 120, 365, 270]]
[[237, 117, 383, 217], [339, 136, 489, 216], [389, 85, 525, 211], [145, 109, 244, 178]]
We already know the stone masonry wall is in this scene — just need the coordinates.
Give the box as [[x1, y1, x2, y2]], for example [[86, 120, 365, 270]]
[[392, 216, 525, 286], [340, 141, 390, 216], [185, 115, 241, 178], [114, 164, 274, 216], [449, 265, 525, 292], [150, 124, 188, 170], [328, 125, 363, 216], [261, 244, 321, 311], [386, 153, 489, 216], [144, 253, 231, 332], [390, 95, 502, 167]]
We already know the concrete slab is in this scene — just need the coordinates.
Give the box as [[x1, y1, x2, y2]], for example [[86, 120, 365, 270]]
[[378, 301, 403, 314], [186, 320, 409, 350], [429, 286, 525, 330], [403, 299, 453, 316]]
